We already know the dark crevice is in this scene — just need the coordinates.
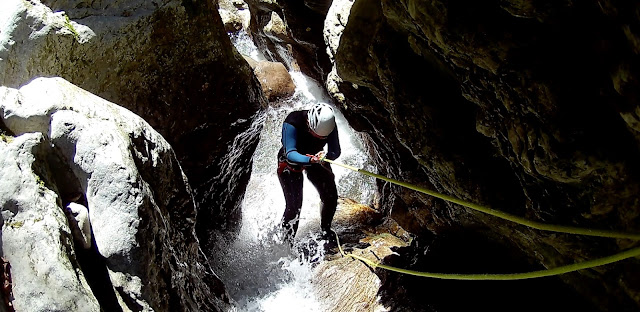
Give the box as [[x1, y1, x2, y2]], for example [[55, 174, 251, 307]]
[[377, 231, 601, 312], [0, 118, 14, 137], [115, 286, 143, 312], [62, 194, 123, 311], [49, 144, 123, 311], [75, 231, 123, 312]]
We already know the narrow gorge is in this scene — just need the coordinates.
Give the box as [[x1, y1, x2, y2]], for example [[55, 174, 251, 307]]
[[1, 0, 639, 311]]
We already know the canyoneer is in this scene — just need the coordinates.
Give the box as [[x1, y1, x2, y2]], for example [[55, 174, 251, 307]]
[[277, 102, 341, 246]]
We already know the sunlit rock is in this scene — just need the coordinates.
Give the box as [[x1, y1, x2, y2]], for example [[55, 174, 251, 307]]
[[311, 198, 410, 312], [219, 0, 251, 32], [0, 0, 267, 242], [0, 132, 100, 312], [324, 0, 356, 106], [264, 12, 288, 42], [0, 77, 231, 311], [323, 0, 355, 61], [65, 201, 92, 250]]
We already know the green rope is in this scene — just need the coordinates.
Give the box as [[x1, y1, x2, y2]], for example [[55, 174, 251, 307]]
[[325, 158, 640, 279], [335, 233, 640, 280], [323, 159, 640, 240]]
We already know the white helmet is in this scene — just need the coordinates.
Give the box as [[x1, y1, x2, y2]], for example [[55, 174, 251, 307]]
[[307, 103, 336, 137]]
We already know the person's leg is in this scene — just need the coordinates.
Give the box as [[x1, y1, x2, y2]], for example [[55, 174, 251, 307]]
[[278, 162, 304, 243], [305, 163, 338, 234]]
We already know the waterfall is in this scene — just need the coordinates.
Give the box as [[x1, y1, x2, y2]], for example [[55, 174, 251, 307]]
[[209, 30, 378, 311]]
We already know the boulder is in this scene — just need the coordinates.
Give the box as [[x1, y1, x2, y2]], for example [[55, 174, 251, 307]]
[[0, 77, 231, 311], [219, 0, 251, 32], [0, 0, 267, 241], [263, 12, 289, 42], [303, 198, 411, 312], [0, 132, 99, 312], [244, 56, 296, 101]]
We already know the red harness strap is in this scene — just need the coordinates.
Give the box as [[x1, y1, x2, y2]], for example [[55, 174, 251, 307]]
[[278, 161, 304, 173]]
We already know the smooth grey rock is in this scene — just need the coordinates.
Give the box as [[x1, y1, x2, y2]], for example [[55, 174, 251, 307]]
[[0, 77, 231, 311], [0, 0, 267, 242], [65, 202, 92, 250], [0, 132, 100, 312]]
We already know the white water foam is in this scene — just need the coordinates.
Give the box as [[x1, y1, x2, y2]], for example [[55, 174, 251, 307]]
[[213, 30, 377, 312]]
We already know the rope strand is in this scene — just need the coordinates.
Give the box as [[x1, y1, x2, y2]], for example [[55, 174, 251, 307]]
[[323, 159, 640, 240], [324, 158, 640, 279]]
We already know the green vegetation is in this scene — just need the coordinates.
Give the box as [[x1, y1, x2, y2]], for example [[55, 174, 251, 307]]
[[64, 15, 80, 42], [0, 133, 13, 143], [35, 174, 46, 188], [8, 221, 24, 229]]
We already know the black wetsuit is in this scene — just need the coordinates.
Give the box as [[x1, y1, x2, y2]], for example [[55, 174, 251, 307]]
[[277, 110, 341, 241]]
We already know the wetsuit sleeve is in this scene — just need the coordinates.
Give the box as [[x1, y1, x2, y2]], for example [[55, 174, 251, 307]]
[[325, 127, 341, 160], [282, 122, 312, 164]]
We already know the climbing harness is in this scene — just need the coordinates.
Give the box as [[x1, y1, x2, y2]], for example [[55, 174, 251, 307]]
[[322, 158, 640, 280], [278, 152, 304, 174], [278, 160, 304, 174]]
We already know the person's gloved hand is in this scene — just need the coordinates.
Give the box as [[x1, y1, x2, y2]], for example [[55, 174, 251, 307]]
[[308, 151, 326, 163]]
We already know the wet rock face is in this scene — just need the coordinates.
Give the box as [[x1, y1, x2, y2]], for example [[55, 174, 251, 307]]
[[326, 0, 640, 310], [244, 0, 333, 82], [0, 0, 267, 240]]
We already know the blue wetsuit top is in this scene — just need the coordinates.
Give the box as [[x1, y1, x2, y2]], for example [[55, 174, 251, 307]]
[[279, 110, 341, 165]]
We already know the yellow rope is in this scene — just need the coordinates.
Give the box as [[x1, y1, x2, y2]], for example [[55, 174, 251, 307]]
[[323, 158, 640, 240], [323, 158, 640, 279], [335, 233, 640, 280]]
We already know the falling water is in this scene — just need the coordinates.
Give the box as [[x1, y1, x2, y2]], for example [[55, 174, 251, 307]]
[[210, 31, 377, 311]]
